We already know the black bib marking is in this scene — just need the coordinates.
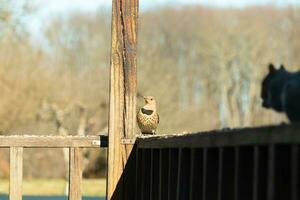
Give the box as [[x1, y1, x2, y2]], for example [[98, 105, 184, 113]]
[[141, 108, 154, 115]]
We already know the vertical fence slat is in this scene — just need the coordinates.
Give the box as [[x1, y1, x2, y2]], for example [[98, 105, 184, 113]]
[[202, 148, 207, 200], [169, 149, 178, 200], [267, 145, 275, 200], [9, 147, 23, 200], [143, 149, 151, 200], [140, 149, 145, 200], [291, 145, 299, 200], [150, 149, 160, 200], [69, 147, 82, 200], [218, 148, 223, 200], [189, 149, 194, 200], [176, 148, 182, 200], [167, 149, 171, 200], [158, 149, 162, 200], [160, 149, 169, 200], [151, 149, 160, 200], [149, 149, 153, 200], [253, 146, 259, 200], [234, 147, 239, 200]]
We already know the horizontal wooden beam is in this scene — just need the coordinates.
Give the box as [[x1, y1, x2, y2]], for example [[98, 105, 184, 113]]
[[0, 135, 108, 148], [137, 124, 300, 148]]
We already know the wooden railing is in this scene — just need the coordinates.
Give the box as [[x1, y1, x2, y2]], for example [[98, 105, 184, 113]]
[[0, 135, 107, 200], [113, 124, 300, 200]]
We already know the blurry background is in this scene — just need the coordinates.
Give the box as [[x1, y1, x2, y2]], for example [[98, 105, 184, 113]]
[[0, 0, 300, 195]]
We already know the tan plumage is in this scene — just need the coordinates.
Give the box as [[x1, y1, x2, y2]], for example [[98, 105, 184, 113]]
[[137, 96, 159, 135]]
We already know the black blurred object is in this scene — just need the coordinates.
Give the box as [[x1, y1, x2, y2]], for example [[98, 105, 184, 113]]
[[261, 63, 300, 122]]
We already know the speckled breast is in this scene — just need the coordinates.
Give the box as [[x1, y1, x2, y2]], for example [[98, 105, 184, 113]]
[[137, 110, 159, 134]]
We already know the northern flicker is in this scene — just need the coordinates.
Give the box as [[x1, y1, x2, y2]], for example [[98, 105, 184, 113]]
[[137, 96, 159, 135]]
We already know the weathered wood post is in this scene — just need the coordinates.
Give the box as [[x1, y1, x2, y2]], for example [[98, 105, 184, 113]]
[[107, 0, 139, 199], [10, 147, 23, 200]]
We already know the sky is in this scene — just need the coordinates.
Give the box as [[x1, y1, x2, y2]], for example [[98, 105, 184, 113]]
[[31, 0, 300, 12], [24, 0, 300, 42], [31, 0, 300, 13], [28, 0, 300, 27]]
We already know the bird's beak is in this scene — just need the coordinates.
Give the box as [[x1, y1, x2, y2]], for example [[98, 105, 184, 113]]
[[143, 96, 148, 103]]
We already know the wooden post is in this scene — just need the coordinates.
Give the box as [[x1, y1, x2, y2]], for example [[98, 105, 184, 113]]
[[107, 0, 139, 199], [9, 147, 23, 200], [69, 147, 83, 200]]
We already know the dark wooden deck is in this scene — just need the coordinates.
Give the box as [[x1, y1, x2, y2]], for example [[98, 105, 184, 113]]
[[114, 124, 300, 200]]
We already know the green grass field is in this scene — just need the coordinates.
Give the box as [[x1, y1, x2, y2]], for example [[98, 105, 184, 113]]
[[0, 178, 106, 196]]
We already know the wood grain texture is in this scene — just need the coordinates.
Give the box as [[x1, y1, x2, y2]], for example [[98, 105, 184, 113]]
[[9, 147, 23, 200], [0, 135, 104, 148], [69, 147, 83, 200], [107, 0, 139, 199]]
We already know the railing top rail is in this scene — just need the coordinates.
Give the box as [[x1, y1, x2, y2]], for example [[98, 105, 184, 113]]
[[0, 135, 107, 148], [137, 124, 300, 148]]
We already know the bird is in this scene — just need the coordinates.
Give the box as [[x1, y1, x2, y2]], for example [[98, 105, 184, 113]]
[[137, 96, 159, 135]]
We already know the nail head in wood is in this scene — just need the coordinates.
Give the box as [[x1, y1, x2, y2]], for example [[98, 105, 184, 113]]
[[121, 138, 136, 145]]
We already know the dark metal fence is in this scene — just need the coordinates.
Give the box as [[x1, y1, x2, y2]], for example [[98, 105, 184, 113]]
[[120, 124, 300, 200]]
